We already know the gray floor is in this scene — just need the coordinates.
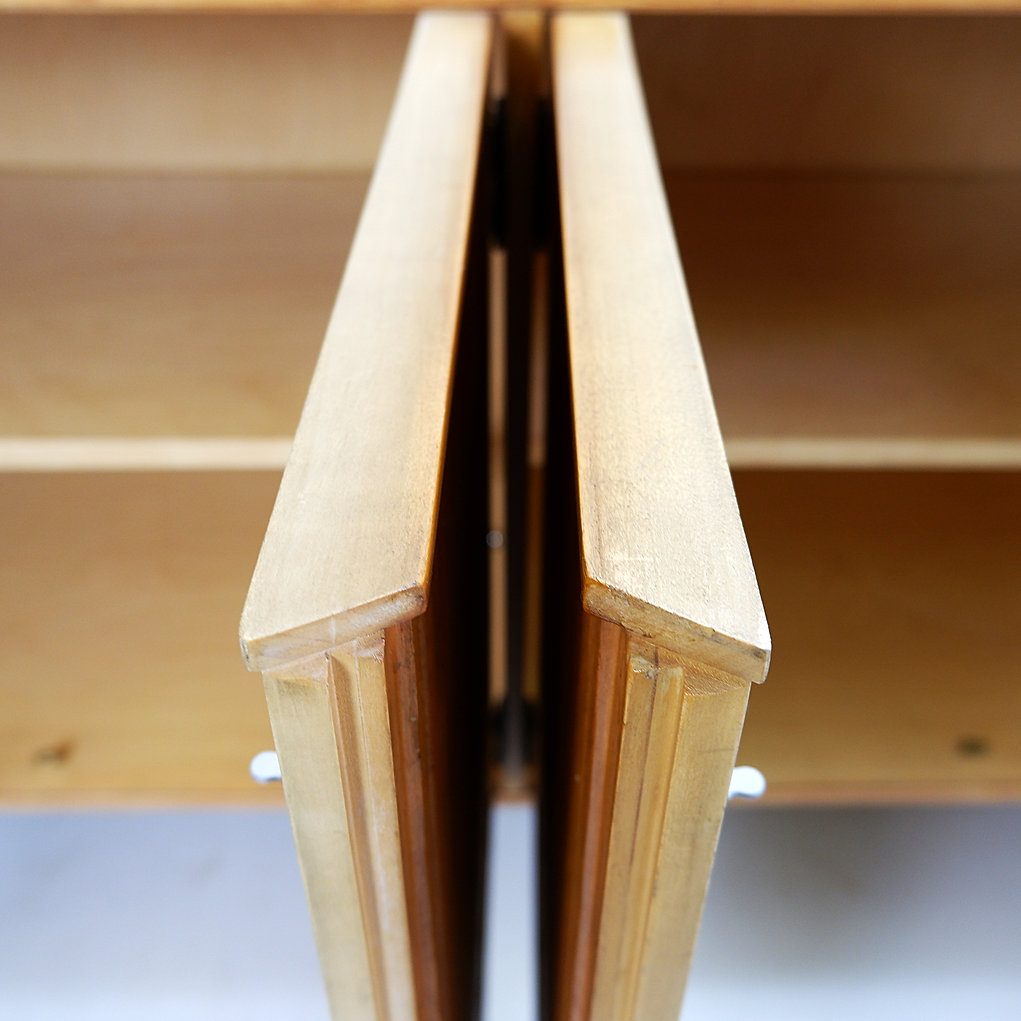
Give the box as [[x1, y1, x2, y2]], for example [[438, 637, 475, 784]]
[[2, 803, 1019, 1020]]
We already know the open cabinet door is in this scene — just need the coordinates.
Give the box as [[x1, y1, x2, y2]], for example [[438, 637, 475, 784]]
[[240, 14, 492, 1021], [542, 13, 770, 1021]]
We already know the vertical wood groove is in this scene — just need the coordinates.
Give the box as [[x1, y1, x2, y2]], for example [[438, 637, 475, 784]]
[[555, 621, 752, 1021], [384, 617, 450, 1021], [262, 655, 377, 1021], [592, 638, 686, 1021], [557, 616, 627, 1021], [331, 636, 417, 1021]]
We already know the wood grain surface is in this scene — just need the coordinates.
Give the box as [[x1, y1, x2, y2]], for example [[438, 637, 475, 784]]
[[0, 173, 367, 443], [636, 15, 1021, 174], [666, 173, 1021, 468], [736, 470, 1021, 803], [263, 652, 381, 1020], [241, 13, 491, 671], [0, 15, 410, 172], [0, 471, 281, 804], [553, 12, 769, 682]]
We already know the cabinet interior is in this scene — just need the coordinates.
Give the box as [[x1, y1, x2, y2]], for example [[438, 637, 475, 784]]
[[0, 14, 412, 803], [2, 11, 1018, 804], [634, 14, 1021, 800]]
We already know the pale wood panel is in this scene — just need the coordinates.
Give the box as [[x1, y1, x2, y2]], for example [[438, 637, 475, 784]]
[[0, 173, 367, 444], [0, 471, 281, 804], [240, 13, 491, 671], [602, 644, 749, 1021], [263, 654, 379, 1020], [663, 173, 1021, 465], [264, 617, 483, 1021], [8, 14, 1015, 173], [724, 439, 1021, 471], [330, 637, 417, 1020], [240, 15, 491, 1018], [736, 471, 1021, 803], [552, 12, 769, 682], [0, 438, 294, 472], [636, 15, 1021, 173], [552, 618, 751, 1021], [552, 22, 766, 1018], [0, 15, 411, 171]]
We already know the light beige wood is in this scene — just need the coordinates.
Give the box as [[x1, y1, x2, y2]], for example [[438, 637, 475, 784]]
[[0, 471, 281, 804], [0, 172, 367, 444], [552, 617, 751, 1021], [592, 641, 749, 1020], [330, 637, 418, 1020], [240, 14, 491, 1021], [724, 439, 1021, 471], [662, 173, 1021, 466], [0, 15, 410, 172], [551, 14, 767, 1021], [0, 438, 293, 472], [263, 654, 380, 1020], [636, 15, 1021, 174], [735, 470, 1021, 803], [240, 12, 491, 671], [261, 616, 483, 1021], [553, 12, 769, 682]]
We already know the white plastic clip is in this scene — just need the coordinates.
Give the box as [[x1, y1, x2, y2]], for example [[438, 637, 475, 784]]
[[728, 765, 766, 800], [250, 750, 282, 784]]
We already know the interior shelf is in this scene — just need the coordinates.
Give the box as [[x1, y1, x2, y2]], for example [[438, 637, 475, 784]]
[[10, 170, 1015, 468], [0, 471, 283, 804], [661, 171, 1021, 468], [0, 172, 367, 455], [735, 470, 1021, 802]]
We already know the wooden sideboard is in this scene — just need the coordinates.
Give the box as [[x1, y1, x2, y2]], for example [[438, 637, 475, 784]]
[[1, 6, 1018, 1019]]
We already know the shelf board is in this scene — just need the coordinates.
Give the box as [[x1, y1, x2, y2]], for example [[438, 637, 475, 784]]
[[0, 437, 292, 472], [0, 471, 283, 804], [0, 172, 368, 446], [735, 470, 1021, 803], [662, 172, 1021, 468]]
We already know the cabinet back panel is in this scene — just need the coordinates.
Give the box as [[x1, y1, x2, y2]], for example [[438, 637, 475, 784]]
[[0, 14, 412, 171], [635, 15, 1021, 172]]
